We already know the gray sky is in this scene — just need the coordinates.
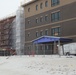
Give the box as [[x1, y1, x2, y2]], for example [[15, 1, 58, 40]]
[[0, 0, 30, 19]]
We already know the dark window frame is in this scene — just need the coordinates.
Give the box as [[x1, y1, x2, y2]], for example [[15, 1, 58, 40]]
[[51, 27, 60, 36], [36, 5, 38, 10], [40, 3, 43, 9], [28, 8, 30, 12], [36, 31, 38, 37], [28, 20, 30, 24], [45, 1, 48, 7], [40, 30, 43, 36], [28, 32, 30, 37], [45, 29, 48, 35], [36, 18, 38, 23], [51, 0, 60, 6], [45, 15, 48, 21], [40, 17, 43, 22], [51, 11, 60, 22]]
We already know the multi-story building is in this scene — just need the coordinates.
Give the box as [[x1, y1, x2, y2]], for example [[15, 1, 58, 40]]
[[0, 16, 16, 55], [0, 6, 25, 56], [22, 0, 76, 55]]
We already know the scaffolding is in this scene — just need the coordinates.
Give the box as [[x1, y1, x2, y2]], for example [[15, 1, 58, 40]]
[[15, 7, 25, 55], [11, 19, 16, 50]]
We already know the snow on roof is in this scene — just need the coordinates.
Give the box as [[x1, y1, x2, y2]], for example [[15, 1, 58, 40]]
[[0, 12, 16, 21], [22, 0, 38, 7]]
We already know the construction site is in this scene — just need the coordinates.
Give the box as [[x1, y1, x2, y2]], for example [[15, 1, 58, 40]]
[[0, 6, 25, 56]]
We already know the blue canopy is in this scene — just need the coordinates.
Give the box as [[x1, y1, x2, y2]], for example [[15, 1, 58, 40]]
[[32, 36, 72, 44]]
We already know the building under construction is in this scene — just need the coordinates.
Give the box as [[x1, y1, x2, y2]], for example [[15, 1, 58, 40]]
[[0, 5, 25, 55], [0, 16, 16, 56]]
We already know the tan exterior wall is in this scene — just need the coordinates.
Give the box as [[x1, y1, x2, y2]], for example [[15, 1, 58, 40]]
[[24, 1, 76, 43], [23, 0, 76, 54], [23, 0, 76, 18]]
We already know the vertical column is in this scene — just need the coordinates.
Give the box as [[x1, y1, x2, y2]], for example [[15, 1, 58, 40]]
[[54, 41, 56, 54], [36, 44, 38, 55], [58, 40, 60, 56], [44, 44, 45, 56]]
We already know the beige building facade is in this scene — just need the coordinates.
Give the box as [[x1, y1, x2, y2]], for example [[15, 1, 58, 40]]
[[22, 0, 76, 55]]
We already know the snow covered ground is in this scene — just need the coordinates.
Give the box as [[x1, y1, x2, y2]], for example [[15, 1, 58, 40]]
[[0, 55, 76, 75]]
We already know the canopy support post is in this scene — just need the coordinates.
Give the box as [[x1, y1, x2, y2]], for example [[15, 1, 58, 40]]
[[36, 44, 38, 55], [58, 40, 60, 56], [54, 41, 56, 54]]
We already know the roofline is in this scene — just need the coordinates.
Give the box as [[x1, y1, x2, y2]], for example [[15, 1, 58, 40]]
[[22, 0, 38, 7], [0, 15, 16, 23]]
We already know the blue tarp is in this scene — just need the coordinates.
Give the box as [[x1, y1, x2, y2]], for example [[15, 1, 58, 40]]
[[32, 36, 72, 44]]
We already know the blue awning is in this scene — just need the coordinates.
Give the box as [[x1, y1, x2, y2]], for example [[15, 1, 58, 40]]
[[32, 36, 72, 44]]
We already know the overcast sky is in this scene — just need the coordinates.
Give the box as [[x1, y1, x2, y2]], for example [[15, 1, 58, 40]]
[[0, 0, 31, 19]]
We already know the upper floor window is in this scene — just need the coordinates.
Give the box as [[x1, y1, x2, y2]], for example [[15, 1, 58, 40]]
[[45, 1, 48, 7], [36, 18, 38, 23], [28, 46, 31, 50], [36, 31, 38, 37], [36, 5, 38, 10], [45, 29, 48, 35], [40, 30, 43, 36], [51, 27, 60, 36], [51, 0, 60, 6], [28, 32, 30, 37], [51, 11, 60, 22], [28, 8, 30, 12], [45, 15, 48, 21], [40, 17, 43, 22], [28, 20, 30, 24], [40, 3, 43, 9]]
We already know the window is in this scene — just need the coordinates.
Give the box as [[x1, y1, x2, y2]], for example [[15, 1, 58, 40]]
[[28, 32, 30, 37], [45, 45, 49, 50], [51, 27, 60, 36], [36, 31, 38, 37], [36, 5, 38, 10], [45, 15, 48, 21], [40, 3, 43, 9], [51, 0, 60, 6], [28, 46, 31, 50], [40, 45, 43, 50], [28, 20, 30, 24], [40, 17, 43, 22], [45, 29, 48, 35], [28, 8, 30, 12], [35, 45, 38, 51], [36, 18, 38, 23], [51, 11, 60, 22], [40, 30, 43, 36], [45, 1, 48, 7]]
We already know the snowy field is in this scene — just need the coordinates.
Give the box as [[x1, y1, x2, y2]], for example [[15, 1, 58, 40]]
[[0, 55, 76, 75]]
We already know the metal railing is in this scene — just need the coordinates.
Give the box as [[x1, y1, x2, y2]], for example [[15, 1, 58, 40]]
[[24, 44, 59, 55]]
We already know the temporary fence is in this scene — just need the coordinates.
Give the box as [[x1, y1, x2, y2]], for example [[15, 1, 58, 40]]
[[24, 44, 59, 55], [0, 50, 10, 56]]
